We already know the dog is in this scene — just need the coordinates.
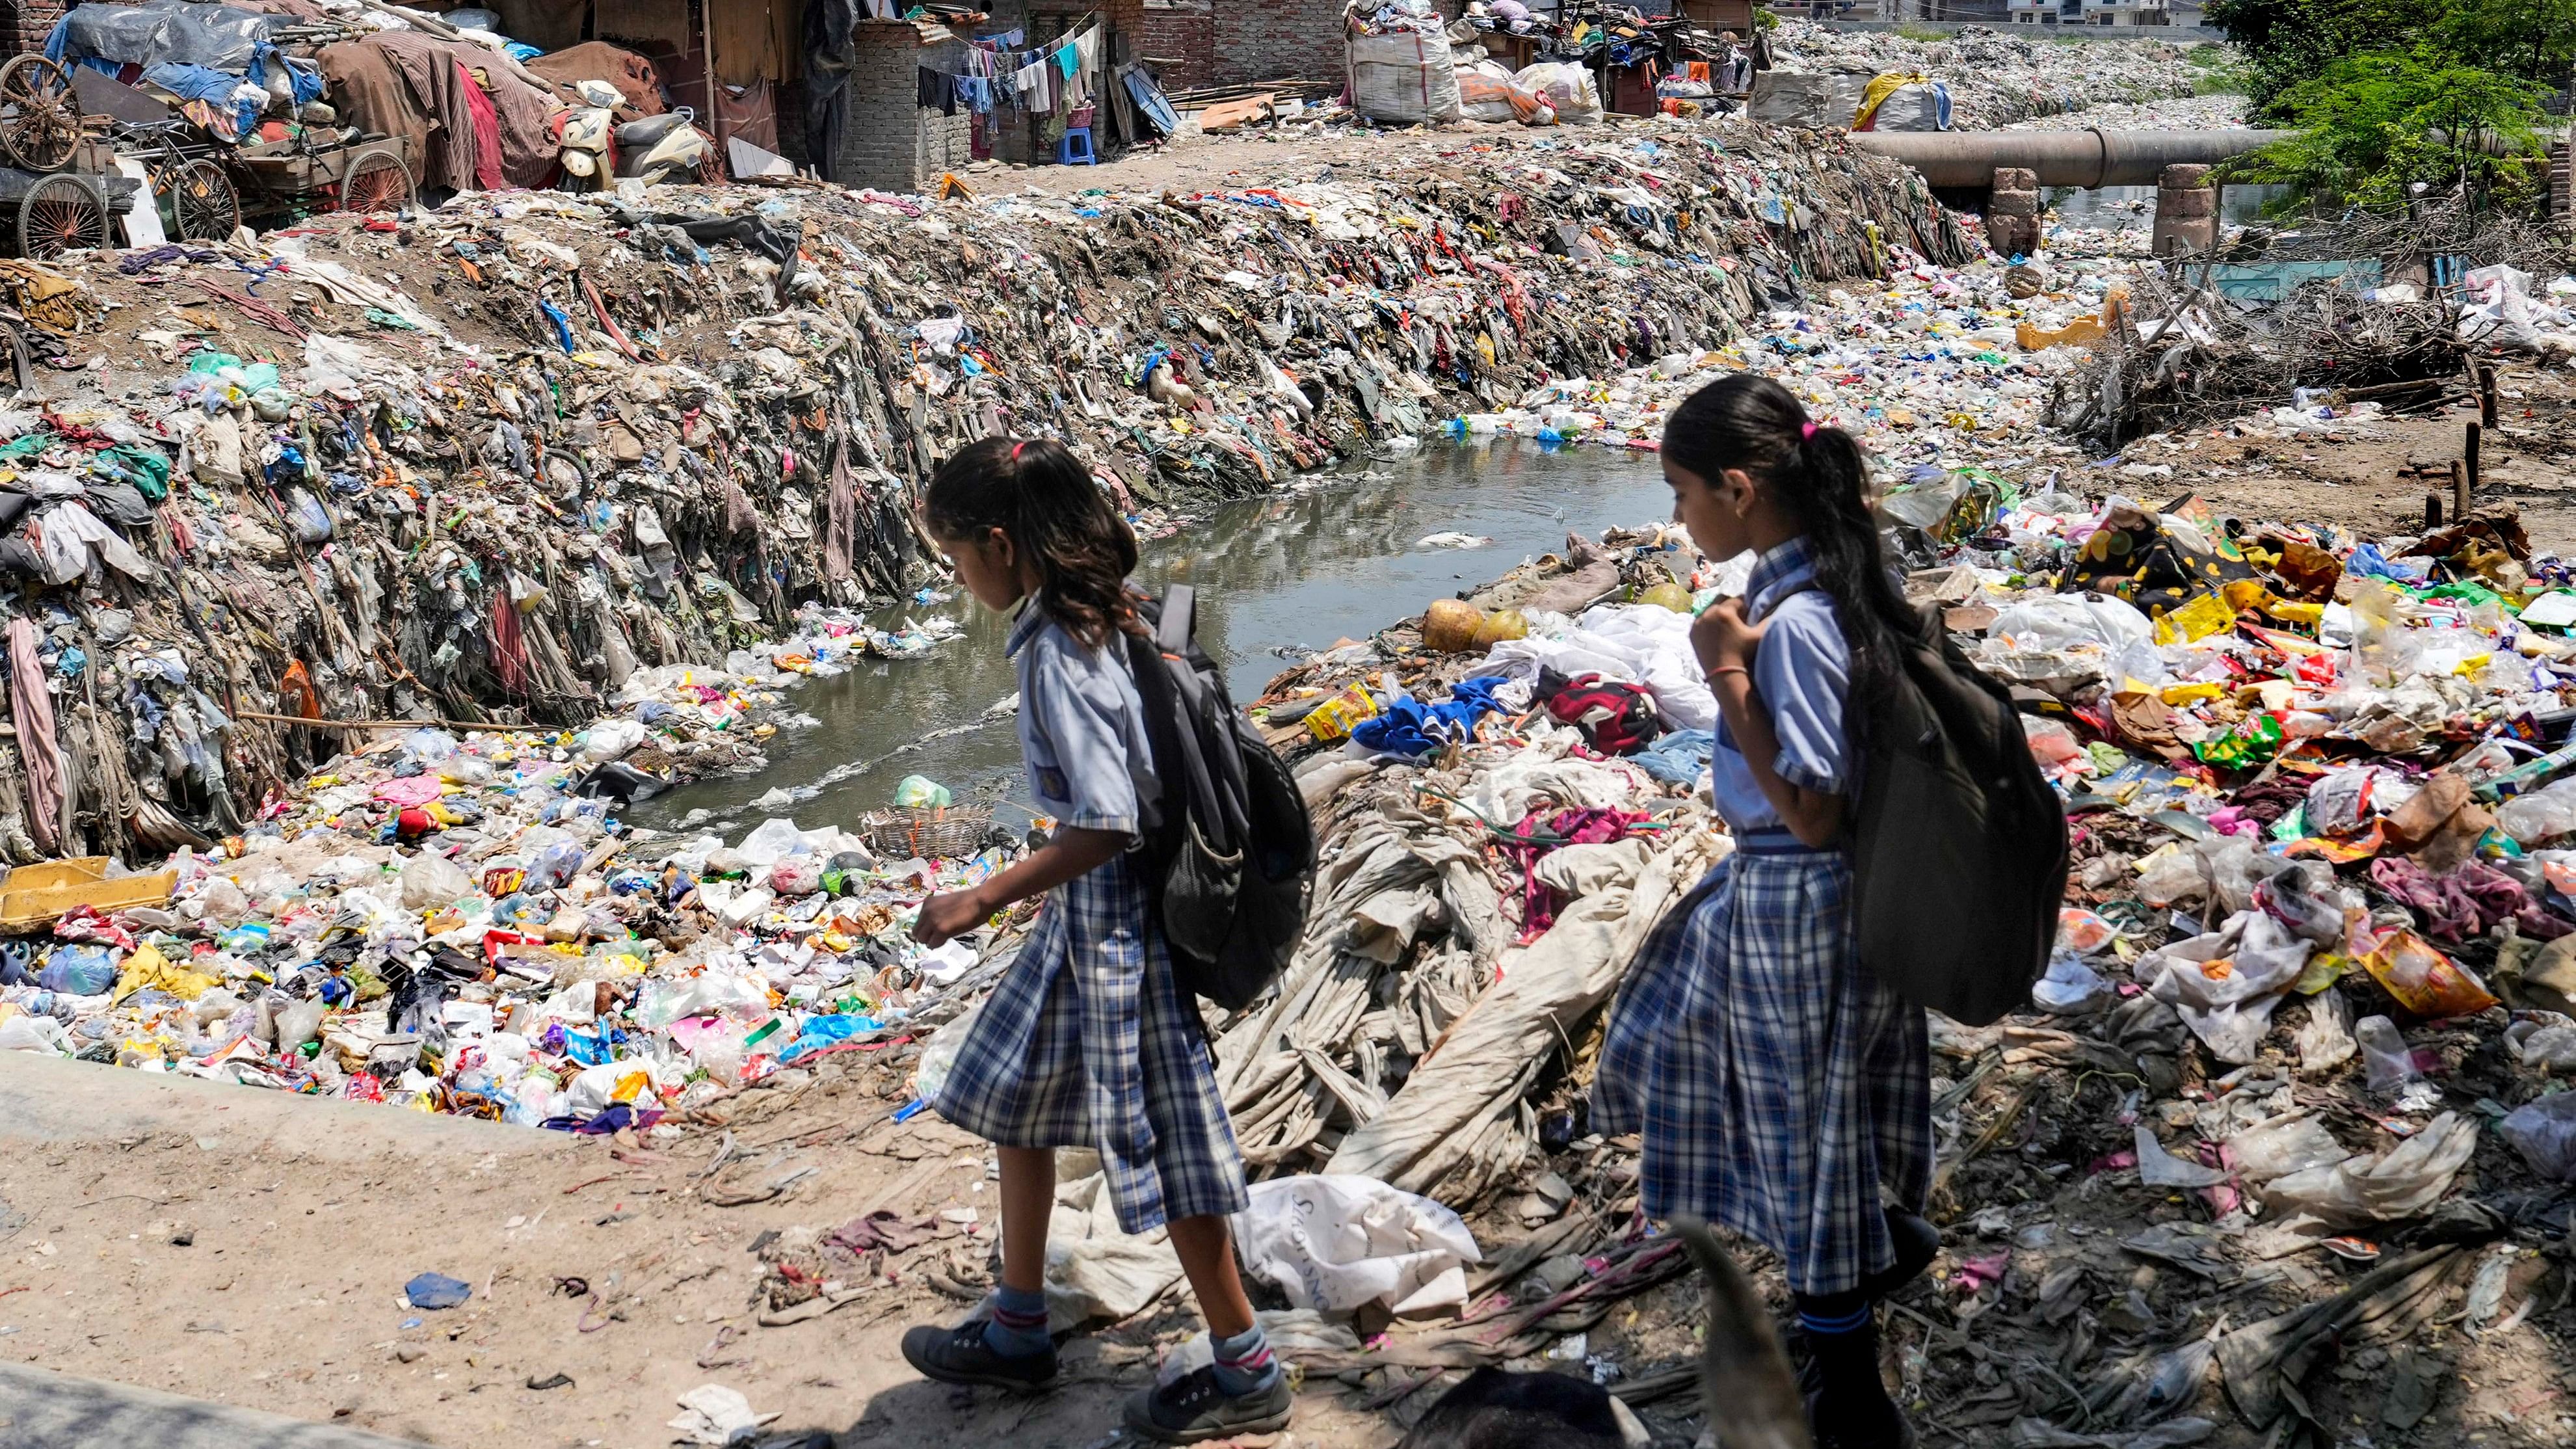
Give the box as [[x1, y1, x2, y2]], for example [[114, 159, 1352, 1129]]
[[1396, 1218, 1809, 1449]]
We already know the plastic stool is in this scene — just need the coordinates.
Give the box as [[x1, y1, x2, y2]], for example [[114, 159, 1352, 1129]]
[[1056, 126, 1095, 165]]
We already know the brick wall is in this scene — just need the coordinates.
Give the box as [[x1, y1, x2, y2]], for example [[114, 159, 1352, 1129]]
[[1134, 2, 1215, 89], [0, 0, 66, 58], [1211, 0, 1349, 86], [834, 21, 972, 193]]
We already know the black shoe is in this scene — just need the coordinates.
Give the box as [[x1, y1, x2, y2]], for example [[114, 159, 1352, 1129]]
[[1123, 1366, 1292, 1444], [900, 1320, 1057, 1393]]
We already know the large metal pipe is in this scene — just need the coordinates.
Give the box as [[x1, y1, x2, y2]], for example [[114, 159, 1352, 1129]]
[[1846, 128, 2294, 189]]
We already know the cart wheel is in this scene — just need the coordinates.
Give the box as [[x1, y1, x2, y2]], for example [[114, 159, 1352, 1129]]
[[336, 143, 413, 215], [17, 174, 103, 259], [165, 158, 240, 243], [0, 56, 81, 173]]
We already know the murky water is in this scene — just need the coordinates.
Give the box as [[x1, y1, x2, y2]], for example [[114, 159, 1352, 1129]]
[[2045, 181, 2292, 229], [633, 442, 1673, 837]]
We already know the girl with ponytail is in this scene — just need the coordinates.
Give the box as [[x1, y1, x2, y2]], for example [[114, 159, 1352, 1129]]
[[1593, 375, 1937, 1449]]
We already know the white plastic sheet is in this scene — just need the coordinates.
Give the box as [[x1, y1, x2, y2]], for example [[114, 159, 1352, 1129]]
[[1234, 1175, 1481, 1316], [2141, 911, 2312, 1065]]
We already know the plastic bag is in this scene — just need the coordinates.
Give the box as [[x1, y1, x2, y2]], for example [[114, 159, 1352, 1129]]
[[525, 840, 585, 892], [912, 997, 982, 1104], [2499, 1092, 2576, 1180], [2499, 777, 2576, 845], [892, 775, 953, 810], [0, 1013, 70, 1053], [285, 486, 333, 544], [2032, 953, 2112, 1015], [2141, 912, 2311, 1064], [1457, 60, 1547, 124], [400, 851, 473, 910], [2135, 846, 2206, 909], [1513, 62, 1600, 124], [38, 944, 117, 996], [2260, 1112, 2478, 1228], [768, 856, 821, 897], [1235, 1174, 1482, 1315], [2225, 1112, 2350, 1184], [734, 817, 808, 868], [2354, 1013, 2422, 1093]]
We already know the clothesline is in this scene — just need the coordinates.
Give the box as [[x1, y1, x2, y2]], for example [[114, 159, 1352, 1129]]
[[916, 18, 1102, 119]]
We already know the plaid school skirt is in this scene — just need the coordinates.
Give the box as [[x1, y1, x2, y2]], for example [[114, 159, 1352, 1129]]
[[924, 849, 1249, 1234], [1594, 834, 1933, 1297]]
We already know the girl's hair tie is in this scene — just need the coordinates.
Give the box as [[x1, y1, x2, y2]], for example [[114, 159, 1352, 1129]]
[[1799, 421, 1818, 441], [1011, 441, 1027, 462]]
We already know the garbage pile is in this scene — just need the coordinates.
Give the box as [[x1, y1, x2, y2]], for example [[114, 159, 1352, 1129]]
[[0, 719, 1005, 1132], [0, 120, 1969, 865], [1770, 22, 2206, 131]]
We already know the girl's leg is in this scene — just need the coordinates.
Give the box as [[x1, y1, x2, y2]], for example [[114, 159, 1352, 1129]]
[[996, 1147, 1056, 1293], [982, 1147, 1057, 1356], [1166, 1214, 1255, 1338]]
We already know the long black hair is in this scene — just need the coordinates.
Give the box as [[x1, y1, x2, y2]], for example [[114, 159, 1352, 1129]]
[[1662, 374, 1917, 708], [922, 437, 1141, 650]]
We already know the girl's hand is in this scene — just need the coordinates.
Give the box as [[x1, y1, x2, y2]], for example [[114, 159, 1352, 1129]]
[[912, 889, 990, 948], [1692, 598, 1765, 674]]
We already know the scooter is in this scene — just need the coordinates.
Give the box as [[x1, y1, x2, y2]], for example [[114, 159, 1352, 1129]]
[[614, 109, 711, 186], [552, 80, 620, 192]]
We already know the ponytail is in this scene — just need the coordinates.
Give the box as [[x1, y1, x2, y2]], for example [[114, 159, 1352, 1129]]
[[1662, 374, 1917, 706]]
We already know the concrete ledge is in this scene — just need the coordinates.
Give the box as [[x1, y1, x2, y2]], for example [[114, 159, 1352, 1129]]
[[0, 1361, 431, 1449]]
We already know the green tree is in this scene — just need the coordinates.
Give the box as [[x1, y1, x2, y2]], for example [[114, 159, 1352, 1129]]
[[2235, 47, 2547, 211]]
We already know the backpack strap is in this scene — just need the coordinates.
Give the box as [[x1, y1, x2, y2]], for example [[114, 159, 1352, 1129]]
[[1158, 584, 1195, 657]]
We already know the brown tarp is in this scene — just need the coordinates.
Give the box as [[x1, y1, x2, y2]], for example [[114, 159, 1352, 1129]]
[[318, 33, 557, 194], [525, 40, 665, 118], [317, 41, 434, 178]]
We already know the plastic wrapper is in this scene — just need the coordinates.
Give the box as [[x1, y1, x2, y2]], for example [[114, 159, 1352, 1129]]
[[2360, 928, 2499, 1017], [2140, 912, 2311, 1064]]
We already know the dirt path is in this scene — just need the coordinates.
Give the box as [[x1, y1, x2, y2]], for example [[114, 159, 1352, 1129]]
[[0, 1049, 1441, 1448]]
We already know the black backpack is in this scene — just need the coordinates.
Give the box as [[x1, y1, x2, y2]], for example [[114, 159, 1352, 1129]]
[[1846, 603, 2067, 1027], [1123, 585, 1318, 1011]]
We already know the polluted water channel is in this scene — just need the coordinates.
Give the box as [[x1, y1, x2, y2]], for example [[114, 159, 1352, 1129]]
[[2046, 182, 2291, 229], [635, 442, 1672, 835]]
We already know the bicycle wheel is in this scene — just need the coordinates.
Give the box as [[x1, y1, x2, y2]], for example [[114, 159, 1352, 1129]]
[[17, 174, 104, 259], [165, 158, 240, 242], [336, 143, 414, 215], [0, 56, 81, 174]]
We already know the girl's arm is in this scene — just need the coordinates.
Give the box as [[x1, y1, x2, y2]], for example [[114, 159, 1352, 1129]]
[[912, 826, 1129, 946], [1694, 599, 1844, 849]]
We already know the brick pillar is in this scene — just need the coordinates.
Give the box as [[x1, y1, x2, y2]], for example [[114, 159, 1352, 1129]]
[[0, 0, 64, 59], [1985, 166, 2040, 258], [835, 22, 974, 194], [2152, 163, 2218, 258]]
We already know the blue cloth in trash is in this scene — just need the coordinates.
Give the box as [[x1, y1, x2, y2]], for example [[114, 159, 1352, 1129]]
[[405, 1273, 472, 1309], [1351, 676, 1509, 758], [1632, 728, 1716, 785]]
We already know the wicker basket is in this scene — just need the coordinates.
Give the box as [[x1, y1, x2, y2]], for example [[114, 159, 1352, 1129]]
[[861, 804, 994, 860]]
